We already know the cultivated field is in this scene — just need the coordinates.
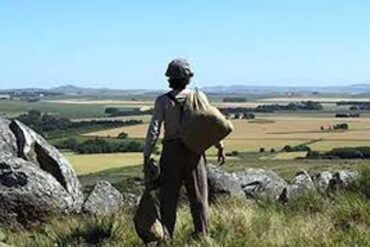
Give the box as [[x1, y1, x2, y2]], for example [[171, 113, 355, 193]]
[[2, 94, 370, 175], [65, 152, 146, 175], [260, 97, 370, 103], [84, 116, 370, 152]]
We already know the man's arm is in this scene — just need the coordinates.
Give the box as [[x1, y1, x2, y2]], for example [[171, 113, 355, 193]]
[[143, 97, 164, 163]]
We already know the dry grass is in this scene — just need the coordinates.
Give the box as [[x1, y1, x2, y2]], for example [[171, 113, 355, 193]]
[[65, 152, 144, 175], [3, 191, 370, 247], [268, 151, 308, 160]]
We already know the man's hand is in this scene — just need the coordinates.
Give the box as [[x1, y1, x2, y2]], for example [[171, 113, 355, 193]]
[[217, 147, 226, 166]]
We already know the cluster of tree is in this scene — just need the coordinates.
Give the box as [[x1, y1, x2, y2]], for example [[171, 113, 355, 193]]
[[259, 147, 276, 153], [333, 123, 349, 130], [306, 147, 370, 159], [335, 113, 360, 118], [17, 110, 71, 134], [337, 101, 370, 111], [16, 110, 142, 136], [54, 138, 146, 154], [231, 112, 255, 119], [320, 123, 349, 131], [222, 97, 247, 102], [221, 101, 323, 115], [350, 104, 370, 111], [71, 119, 142, 130], [105, 107, 153, 117], [256, 101, 323, 112], [281, 145, 311, 152]]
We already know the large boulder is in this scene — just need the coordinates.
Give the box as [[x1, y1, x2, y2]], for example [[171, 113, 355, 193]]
[[312, 171, 333, 193], [82, 180, 124, 215], [0, 119, 17, 159], [281, 171, 316, 201], [233, 169, 288, 201], [207, 165, 244, 201], [0, 157, 75, 227], [9, 120, 83, 211]]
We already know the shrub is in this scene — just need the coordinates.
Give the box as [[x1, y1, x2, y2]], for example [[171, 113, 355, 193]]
[[307, 147, 370, 160], [226, 151, 239, 157], [117, 132, 128, 139], [282, 145, 311, 152], [259, 147, 265, 153], [223, 97, 247, 103], [58, 138, 145, 154], [333, 123, 349, 130], [306, 150, 321, 159], [326, 148, 364, 159]]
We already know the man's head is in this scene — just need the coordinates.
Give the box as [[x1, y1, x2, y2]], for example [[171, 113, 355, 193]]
[[165, 58, 194, 90]]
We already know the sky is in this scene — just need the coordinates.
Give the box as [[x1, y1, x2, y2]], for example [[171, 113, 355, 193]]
[[1, 0, 370, 90]]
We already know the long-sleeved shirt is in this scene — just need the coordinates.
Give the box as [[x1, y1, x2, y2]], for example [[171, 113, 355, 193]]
[[143, 88, 224, 158]]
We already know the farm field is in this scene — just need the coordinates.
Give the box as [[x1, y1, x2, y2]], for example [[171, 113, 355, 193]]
[[84, 117, 370, 152], [77, 152, 370, 191], [65, 152, 146, 175], [0, 99, 116, 119], [44, 99, 153, 106], [2, 94, 370, 177], [260, 97, 370, 103]]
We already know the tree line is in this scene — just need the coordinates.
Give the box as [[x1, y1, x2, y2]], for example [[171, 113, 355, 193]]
[[221, 101, 323, 115], [16, 110, 142, 137], [54, 137, 148, 154]]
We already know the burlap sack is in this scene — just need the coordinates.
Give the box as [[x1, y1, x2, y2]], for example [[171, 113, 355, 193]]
[[134, 159, 164, 244], [180, 90, 234, 154], [134, 189, 164, 244]]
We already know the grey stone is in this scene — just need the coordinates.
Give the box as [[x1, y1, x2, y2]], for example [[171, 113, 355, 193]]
[[9, 120, 83, 211], [82, 180, 124, 215], [329, 170, 359, 190], [0, 118, 17, 159], [312, 171, 333, 193], [282, 171, 316, 201], [233, 169, 288, 201], [0, 157, 75, 227], [207, 165, 245, 201]]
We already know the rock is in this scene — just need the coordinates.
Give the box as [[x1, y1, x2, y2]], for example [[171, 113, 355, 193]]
[[329, 170, 359, 190], [122, 192, 140, 206], [312, 171, 333, 193], [233, 169, 288, 201], [9, 120, 83, 211], [281, 171, 316, 201], [0, 118, 17, 159], [0, 157, 75, 227], [207, 165, 245, 201], [82, 180, 124, 215]]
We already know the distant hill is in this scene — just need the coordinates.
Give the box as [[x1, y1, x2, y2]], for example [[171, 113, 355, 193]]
[[202, 84, 370, 95], [1, 84, 370, 96]]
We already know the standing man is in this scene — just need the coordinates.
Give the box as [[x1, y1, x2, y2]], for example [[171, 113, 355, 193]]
[[143, 58, 226, 239]]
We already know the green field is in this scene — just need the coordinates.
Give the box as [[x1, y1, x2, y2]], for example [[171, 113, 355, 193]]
[[0, 99, 140, 119]]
